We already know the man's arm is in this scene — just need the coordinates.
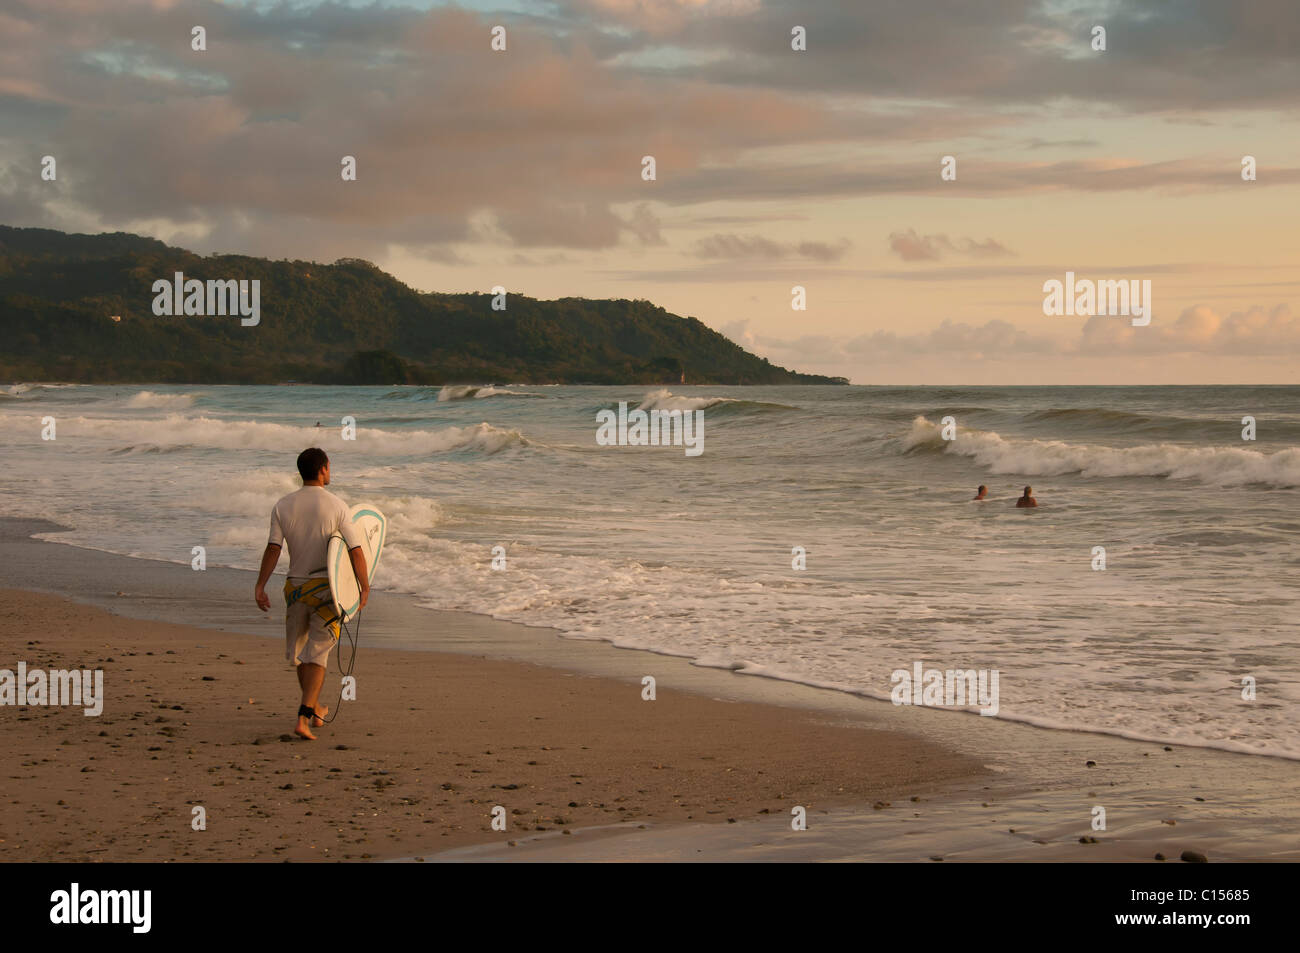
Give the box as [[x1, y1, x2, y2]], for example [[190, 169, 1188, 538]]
[[254, 543, 282, 611], [348, 546, 370, 611]]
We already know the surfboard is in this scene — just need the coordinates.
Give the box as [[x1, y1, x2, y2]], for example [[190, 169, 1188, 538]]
[[327, 504, 386, 623]]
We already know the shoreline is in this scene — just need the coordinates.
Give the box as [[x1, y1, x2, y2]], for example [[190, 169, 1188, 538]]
[[17, 519, 1298, 766], [3, 519, 1299, 861], [1, 587, 985, 861]]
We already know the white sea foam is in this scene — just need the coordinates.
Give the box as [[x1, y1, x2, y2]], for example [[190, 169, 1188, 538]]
[[185, 469, 301, 516], [0, 414, 529, 456], [1, 382, 78, 398], [124, 391, 198, 409], [905, 415, 1300, 486], [637, 388, 735, 412], [437, 384, 534, 401], [371, 494, 446, 533]]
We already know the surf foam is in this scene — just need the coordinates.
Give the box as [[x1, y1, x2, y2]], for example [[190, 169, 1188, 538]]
[[904, 415, 1300, 487]]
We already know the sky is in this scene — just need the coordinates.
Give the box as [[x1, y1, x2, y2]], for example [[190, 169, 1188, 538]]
[[1, 0, 1297, 384]]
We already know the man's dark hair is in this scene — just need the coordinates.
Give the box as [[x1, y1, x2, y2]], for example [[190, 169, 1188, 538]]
[[297, 447, 329, 482]]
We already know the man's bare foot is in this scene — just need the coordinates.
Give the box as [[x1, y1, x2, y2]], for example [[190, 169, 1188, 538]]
[[295, 718, 316, 741], [312, 704, 328, 728]]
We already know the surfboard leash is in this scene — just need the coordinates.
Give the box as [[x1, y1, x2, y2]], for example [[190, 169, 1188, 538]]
[[315, 609, 358, 726], [316, 532, 362, 726]]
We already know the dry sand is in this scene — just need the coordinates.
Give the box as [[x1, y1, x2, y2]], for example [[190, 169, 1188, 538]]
[[0, 589, 986, 861]]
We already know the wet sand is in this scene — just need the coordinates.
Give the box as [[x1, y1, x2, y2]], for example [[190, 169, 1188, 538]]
[[424, 770, 1300, 863]]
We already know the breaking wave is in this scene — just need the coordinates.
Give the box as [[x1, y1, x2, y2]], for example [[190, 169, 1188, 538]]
[[903, 416, 1300, 487]]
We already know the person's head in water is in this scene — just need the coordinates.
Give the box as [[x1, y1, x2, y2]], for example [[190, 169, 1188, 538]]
[[974, 485, 988, 500], [1022, 485, 1033, 498], [297, 447, 330, 485]]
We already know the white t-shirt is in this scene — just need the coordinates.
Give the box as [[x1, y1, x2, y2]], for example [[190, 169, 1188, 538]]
[[268, 485, 362, 578]]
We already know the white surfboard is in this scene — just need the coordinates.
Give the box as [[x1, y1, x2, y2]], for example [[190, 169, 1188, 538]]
[[327, 504, 386, 623]]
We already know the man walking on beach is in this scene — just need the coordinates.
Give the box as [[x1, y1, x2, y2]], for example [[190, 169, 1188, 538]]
[[254, 448, 369, 740]]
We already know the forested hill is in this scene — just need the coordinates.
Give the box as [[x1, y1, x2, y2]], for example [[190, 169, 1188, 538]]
[[0, 225, 846, 385]]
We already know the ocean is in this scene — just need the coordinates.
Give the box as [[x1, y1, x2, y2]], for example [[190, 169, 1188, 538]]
[[3, 382, 1297, 759]]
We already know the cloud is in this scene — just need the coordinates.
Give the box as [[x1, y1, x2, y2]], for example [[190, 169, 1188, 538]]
[[509, 251, 579, 267], [575, 0, 1300, 114], [1078, 304, 1300, 355], [3, 0, 1299, 290], [1021, 137, 1100, 151], [623, 202, 666, 245], [715, 317, 1060, 369], [597, 259, 1217, 286], [569, 0, 761, 34], [388, 242, 471, 266], [888, 229, 1014, 262], [717, 318, 757, 350], [0, 0, 834, 258], [691, 233, 851, 261], [495, 201, 624, 250], [848, 319, 1056, 357], [716, 304, 1300, 370], [657, 157, 1300, 208]]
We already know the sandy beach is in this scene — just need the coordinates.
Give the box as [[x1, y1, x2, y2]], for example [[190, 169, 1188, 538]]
[[3, 520, 1299, 863], [1, 587, 986, 861]]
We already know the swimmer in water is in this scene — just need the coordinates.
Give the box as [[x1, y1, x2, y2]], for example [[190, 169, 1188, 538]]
[[973, 485, 988, 501], [1015, 485, 1038, 508]]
